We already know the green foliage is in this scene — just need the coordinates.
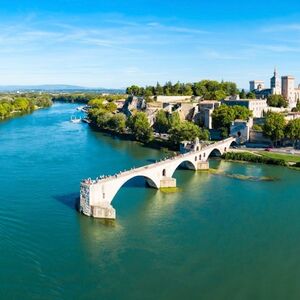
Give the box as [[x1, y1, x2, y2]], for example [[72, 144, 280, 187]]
[[108, 113, 126, 133], [252, 124, 263, 131], [0, 94, 52, 119], [105, 102, 117, 113], [169, 111, 181, 128], [291, 100, 300, 112], [267, 95, 288, 108], [88, 98, 104, 108], [212, 104, 252, 134], [285, 119, 300, 145], [154, 110, 169, 133], [126, 80, 238, 99], [263, 112, 286, 144], [126, 112, 153, 143], [53, 93, 125, 103], [169, 121, 209, 145], [246, 92, 256, 99], [239, 89, 247, 99], [222, 152, 286, 166]]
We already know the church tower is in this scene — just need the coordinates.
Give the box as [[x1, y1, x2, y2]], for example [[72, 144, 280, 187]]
[[270, 67, 281, 95]]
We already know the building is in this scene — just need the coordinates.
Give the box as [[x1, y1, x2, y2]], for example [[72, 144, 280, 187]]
[[194, 100, 221, 129], [250, 69, 280, 99], [153, 95, 193, 103], [281, 76, 300, 109], [230, 119, 253, 144], [249, 80, 265, 92], [270, 68, 281, 95], [250, 68, 300, 109], [222, 98, 268, 118]]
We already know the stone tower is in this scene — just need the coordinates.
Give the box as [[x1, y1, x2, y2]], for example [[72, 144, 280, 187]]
[[270, 67, 281, 95], [281, 76, 296, 108]]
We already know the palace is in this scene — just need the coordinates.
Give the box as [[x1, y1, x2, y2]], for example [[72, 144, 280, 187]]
[[250, 68, 300, 109]]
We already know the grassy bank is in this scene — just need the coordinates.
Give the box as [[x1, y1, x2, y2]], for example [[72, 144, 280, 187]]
[[222, 152, 287, 166], [255, 151, 300, 164]]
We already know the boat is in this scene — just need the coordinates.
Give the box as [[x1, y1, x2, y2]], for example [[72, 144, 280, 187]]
[[76, 106, 85, 111], [70, 115, 82, 123], [81, 106, 91, 113], [82, 118, 91, 124]]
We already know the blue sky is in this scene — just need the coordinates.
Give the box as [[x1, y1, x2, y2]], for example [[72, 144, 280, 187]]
[[1, 0, 300, 89]]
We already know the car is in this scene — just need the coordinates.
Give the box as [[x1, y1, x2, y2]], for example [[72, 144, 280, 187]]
[[264, 148, 272, 152]]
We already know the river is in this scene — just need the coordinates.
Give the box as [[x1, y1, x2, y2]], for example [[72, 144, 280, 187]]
[[0, 102, 300, 300]]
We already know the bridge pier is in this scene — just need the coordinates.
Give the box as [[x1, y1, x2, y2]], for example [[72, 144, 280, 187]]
[[160, 177, 176, 188], [196, 161, 210, 170], [91, 204, 116, 220]]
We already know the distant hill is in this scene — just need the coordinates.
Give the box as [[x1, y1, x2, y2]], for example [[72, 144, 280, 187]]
[[0, 85, 125, 93]]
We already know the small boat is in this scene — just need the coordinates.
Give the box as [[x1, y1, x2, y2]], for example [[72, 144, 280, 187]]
[[76, 106, 85, 111], [81, 106, 91, 113], [82, 118, 91, 124], [70, 115, 82, 123]]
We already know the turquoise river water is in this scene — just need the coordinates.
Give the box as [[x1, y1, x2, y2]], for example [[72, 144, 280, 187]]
[[0, 103, 300, 300]]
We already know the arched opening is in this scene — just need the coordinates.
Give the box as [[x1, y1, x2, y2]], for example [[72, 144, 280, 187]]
[[230, 140, 238, 148], [199, 154, 202, 160], [195, 156, 198, 162], [208, 148, 222, 158], [173, 160, 196, 173], [162, 169, 166, 176], [111, 175, 159, 217]]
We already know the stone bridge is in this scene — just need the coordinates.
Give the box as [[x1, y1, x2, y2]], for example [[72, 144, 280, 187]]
[[80, 137, 235, 220]]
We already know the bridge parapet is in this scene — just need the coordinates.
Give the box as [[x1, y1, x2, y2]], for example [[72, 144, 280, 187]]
[[79, 137, 235, 219]]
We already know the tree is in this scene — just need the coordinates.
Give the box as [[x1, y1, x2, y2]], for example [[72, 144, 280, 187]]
[[127, 112, 153, 143], [105, 102, 117, 113], [267, 95, 288, 108], [239, 89, 247, 99], [246, 92, 256, 99], [126, 85, 142, 96], [285, 119, 300, 148], [168, 111, 181, 128], [233, 105, 253, 120], [212, 105, 236, 131], [14, 97, 30, 111], [263, 112, 286, 146], [212, 104, 252, 137], [88, 98, 104, 109], [155, 82, 163, 95], [108, 113, 126, 133], [154, 110, 169, 133], [292, 100, 300, 112], [169, 121, 209, 145]]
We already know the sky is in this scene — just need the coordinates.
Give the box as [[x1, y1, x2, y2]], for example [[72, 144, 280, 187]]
[[1, 0, 300, 89]]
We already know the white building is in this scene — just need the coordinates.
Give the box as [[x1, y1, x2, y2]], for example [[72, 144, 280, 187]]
[[281, 76, 300, 109], [222, 99, 268, 118]]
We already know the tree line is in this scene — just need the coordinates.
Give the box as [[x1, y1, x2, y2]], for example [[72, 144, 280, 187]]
[[52, 93, 125, 103], [263, 111, 300, 147], [0, 94, 52, 119], [126, 80, 239, 100]]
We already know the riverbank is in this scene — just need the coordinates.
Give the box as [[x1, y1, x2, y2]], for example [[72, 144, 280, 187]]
[[0, 96, 52, 120], [222, 151, 300, 169], [89, 123, 178, 152]]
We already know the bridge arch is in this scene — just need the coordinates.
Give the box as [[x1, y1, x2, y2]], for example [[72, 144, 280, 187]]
[[168, 159, 197, 178], [208, 148, 223, 158], [102, 173, 160, 206]]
